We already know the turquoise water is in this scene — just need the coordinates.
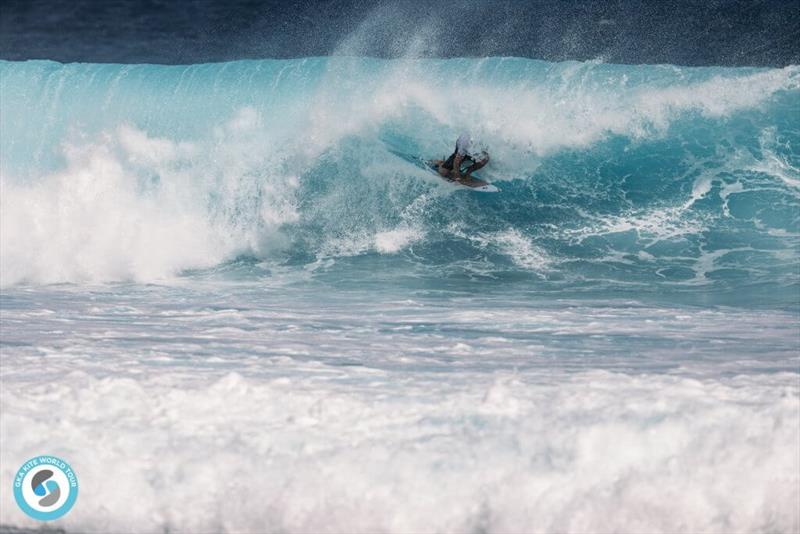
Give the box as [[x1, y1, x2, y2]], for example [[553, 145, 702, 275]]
[[1, 57, 798, 532], [1, 58, 798, 306]]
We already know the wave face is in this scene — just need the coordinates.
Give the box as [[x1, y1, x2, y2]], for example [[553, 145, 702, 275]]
[[1, 58, 798, 305]]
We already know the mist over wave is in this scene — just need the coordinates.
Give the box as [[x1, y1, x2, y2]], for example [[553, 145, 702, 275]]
[[1, 58, 798, 304]]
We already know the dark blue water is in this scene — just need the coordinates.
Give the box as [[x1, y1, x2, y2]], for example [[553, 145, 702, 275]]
[[2, 0, 799, 66]]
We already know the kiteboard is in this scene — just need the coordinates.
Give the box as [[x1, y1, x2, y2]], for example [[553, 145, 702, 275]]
[[390, 150, 500, 193]]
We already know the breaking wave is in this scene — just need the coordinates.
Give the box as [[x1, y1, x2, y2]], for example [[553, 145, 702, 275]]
[[1, 58, 798, 304]]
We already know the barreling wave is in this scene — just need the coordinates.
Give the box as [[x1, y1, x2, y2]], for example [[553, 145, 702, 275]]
[[1, 57, 798, 304]]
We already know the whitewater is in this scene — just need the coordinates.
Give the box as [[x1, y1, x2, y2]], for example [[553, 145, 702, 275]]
[[1, 56, 799, 533]]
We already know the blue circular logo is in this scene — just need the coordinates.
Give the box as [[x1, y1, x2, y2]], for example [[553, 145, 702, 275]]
[[13, 455, 78, 521]]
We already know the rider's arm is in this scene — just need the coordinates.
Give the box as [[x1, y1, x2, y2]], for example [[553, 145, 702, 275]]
[[452, 153, 464, 178]]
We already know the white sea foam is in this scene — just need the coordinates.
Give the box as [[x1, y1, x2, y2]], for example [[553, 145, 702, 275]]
[[2, 284, 798, 533], [564, 205, 705, 249], [0, 115, 302, 287], [2, 350, 797, 534], [0, 134, 226, 286], [752, 128, 800, 190], [473, 228, 553, 272], [374, 227, 422, 253]]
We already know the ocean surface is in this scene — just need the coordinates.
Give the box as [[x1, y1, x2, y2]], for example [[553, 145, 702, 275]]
[[1, 55, 799, 533], [3, 0, 799, 66]]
